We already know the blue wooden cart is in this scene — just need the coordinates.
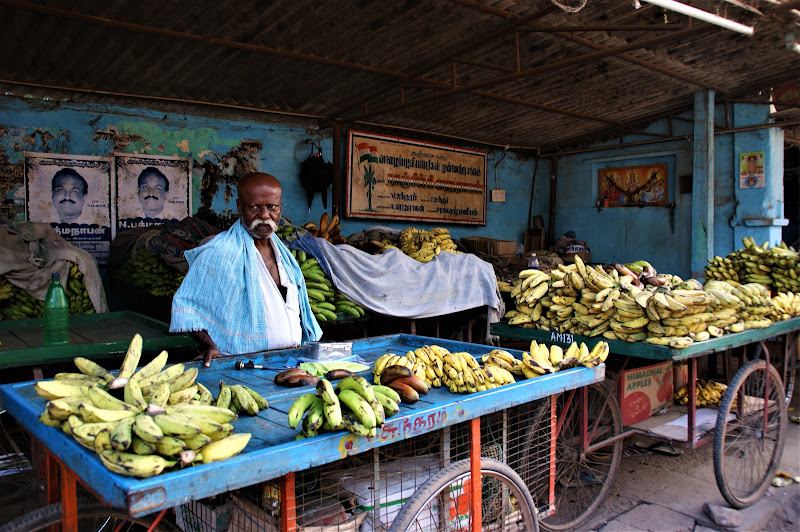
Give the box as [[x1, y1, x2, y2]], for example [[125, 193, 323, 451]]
[[0, 333, 604, 532], [491, 317, 800, 530]]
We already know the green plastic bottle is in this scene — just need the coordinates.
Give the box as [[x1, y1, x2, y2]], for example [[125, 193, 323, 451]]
[[43, 272, 69, 346]]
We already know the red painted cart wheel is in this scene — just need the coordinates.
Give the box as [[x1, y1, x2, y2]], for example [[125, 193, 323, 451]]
[[540, 382, 623, 531], [714, 359, 787, 509]]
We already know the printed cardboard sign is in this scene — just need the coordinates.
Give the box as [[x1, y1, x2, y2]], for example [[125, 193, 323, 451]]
[[618, 360, 673, 426], [24, 153, 113, 266], [346, 131, 487, 225]]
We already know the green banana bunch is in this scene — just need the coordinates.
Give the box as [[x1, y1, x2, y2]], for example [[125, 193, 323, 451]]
[[34, 334, 250, 477], [215, 381, 268, 415], [287, 376, 400, 439], [112, 251, 185, 299], [294, 253, 366, 323]]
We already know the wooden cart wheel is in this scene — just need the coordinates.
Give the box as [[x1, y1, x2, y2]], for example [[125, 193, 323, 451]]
[[539, 382, 623, 531], [0, 500, 177, 532], [713, 358, 787, 509], [388, 458, 539, 532]]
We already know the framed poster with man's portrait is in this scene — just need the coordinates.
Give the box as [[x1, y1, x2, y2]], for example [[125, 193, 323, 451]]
[[114, 153, 191, 232], [24, 152, 113, 266]]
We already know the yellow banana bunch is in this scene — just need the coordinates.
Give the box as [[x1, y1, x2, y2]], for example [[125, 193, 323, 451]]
[[674, 379, 727, 407], [396, 227, 460, 262], [35, 334, 249, 477]]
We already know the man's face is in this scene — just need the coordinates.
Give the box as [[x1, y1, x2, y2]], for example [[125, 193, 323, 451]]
[[138, 174, 167, 218], [747, 158, 758, 174], [237, 180, 282, 240], [52, 175, 86, 223]]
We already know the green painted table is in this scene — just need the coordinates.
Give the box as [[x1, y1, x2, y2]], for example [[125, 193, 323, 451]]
[[0, 311, 196, 371]]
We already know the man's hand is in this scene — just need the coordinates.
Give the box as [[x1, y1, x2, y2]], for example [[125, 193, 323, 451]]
[[189, 330, 220, 368]]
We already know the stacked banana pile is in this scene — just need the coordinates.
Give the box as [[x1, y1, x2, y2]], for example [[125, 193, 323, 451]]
[[35, 334, 251, 478], [288, 376, 400, 438], [674, 380, 727, 407], [496, 277, 517, 294], [114, 251, 185, 298], [301, 212, 347, 244], [291, 250, 366, 322], [398, 227, 459, 263], [0, 262, 97, 320], [705, 237, 800, 292]]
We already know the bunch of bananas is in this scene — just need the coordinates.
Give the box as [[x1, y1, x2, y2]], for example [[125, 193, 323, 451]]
[[292, 250, 366, 322], [705, 237, 800, 292], [0, 280, 44, 320], [771, 291, 800, 320], [114, 251, 185, 298], [301, 212, 347, 244], [521, 340, 609, 376], [496, 277, 517, 293], [674, 380, 727, 407], [288, 376, 399, 439], [398, 227, 459, 263], [0, 262, 98, 320], [35, 334, 251, 478], [374, 346, 517, 396], [64, 263, 96, 314], [216, 381, 269, 416]]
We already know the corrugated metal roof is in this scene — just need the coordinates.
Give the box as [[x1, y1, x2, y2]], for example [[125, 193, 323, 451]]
[[1, 0, 799, 153]]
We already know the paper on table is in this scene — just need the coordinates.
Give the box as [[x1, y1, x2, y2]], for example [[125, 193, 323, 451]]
[[647, 408, 735, 442]]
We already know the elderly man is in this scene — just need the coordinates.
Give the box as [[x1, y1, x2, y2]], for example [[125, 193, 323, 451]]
[[52, 168, 88, 223], [137, 167, 169, 218], [170, 172, 322, 366]]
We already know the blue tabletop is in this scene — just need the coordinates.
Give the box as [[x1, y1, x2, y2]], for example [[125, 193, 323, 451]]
[[0, 333, 603, 517]]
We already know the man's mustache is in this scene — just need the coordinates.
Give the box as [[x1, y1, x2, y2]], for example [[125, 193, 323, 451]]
[[143, 195, 159, 200], [247, 218, 278, 232], [58, 199, 76, 205]]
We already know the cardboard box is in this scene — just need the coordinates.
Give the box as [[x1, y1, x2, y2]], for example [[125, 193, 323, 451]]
[[460, 236, 493, 255], [524, 228, 546, 254], [460, 237, 518, 256], [492, 240, 517, 256], [610, 360, 674, 426]]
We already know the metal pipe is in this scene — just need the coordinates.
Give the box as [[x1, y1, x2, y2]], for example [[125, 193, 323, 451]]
[[640, 0, 754, 36]]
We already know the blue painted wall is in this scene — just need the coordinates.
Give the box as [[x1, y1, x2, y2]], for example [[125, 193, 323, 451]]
[[551, 100, 785, 279], [0, 93, 784, 280], [0, 95, 546, 247]]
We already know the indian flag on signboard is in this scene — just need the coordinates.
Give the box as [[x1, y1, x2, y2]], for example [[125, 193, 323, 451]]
[[357, 142, 378, 163]]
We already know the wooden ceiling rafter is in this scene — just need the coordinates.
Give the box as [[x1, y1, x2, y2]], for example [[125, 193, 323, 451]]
[[345, 25, 716, 124]]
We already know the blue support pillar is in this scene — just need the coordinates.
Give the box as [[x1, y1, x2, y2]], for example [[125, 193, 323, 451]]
[[730, 104, 788, 249], [691, 90, 714, 279]]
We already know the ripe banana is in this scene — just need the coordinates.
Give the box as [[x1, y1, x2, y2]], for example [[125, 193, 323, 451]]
[[199, 433, 251, 463]]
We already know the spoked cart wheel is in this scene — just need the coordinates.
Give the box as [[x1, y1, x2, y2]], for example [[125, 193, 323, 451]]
[[713, 357, 787, 509], [389, 458, 539, 532], [0, 500, 176, 532], [539, 382, 623, 531]]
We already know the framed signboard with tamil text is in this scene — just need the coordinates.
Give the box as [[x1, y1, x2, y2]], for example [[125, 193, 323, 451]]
[[346, 131, 487, 225]]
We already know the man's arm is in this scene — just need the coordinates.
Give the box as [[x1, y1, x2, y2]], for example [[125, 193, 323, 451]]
[[189, 330, 220, 368]]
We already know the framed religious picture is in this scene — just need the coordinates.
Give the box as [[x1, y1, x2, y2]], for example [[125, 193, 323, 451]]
[[24, 152, 113, 267], [598, 163, 668, 207], [114, 153, 191, 232], [739, 151, 765, 189]]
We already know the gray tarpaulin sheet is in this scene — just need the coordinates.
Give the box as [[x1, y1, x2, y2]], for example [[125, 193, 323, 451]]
[[308, 237, 504, 343]]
